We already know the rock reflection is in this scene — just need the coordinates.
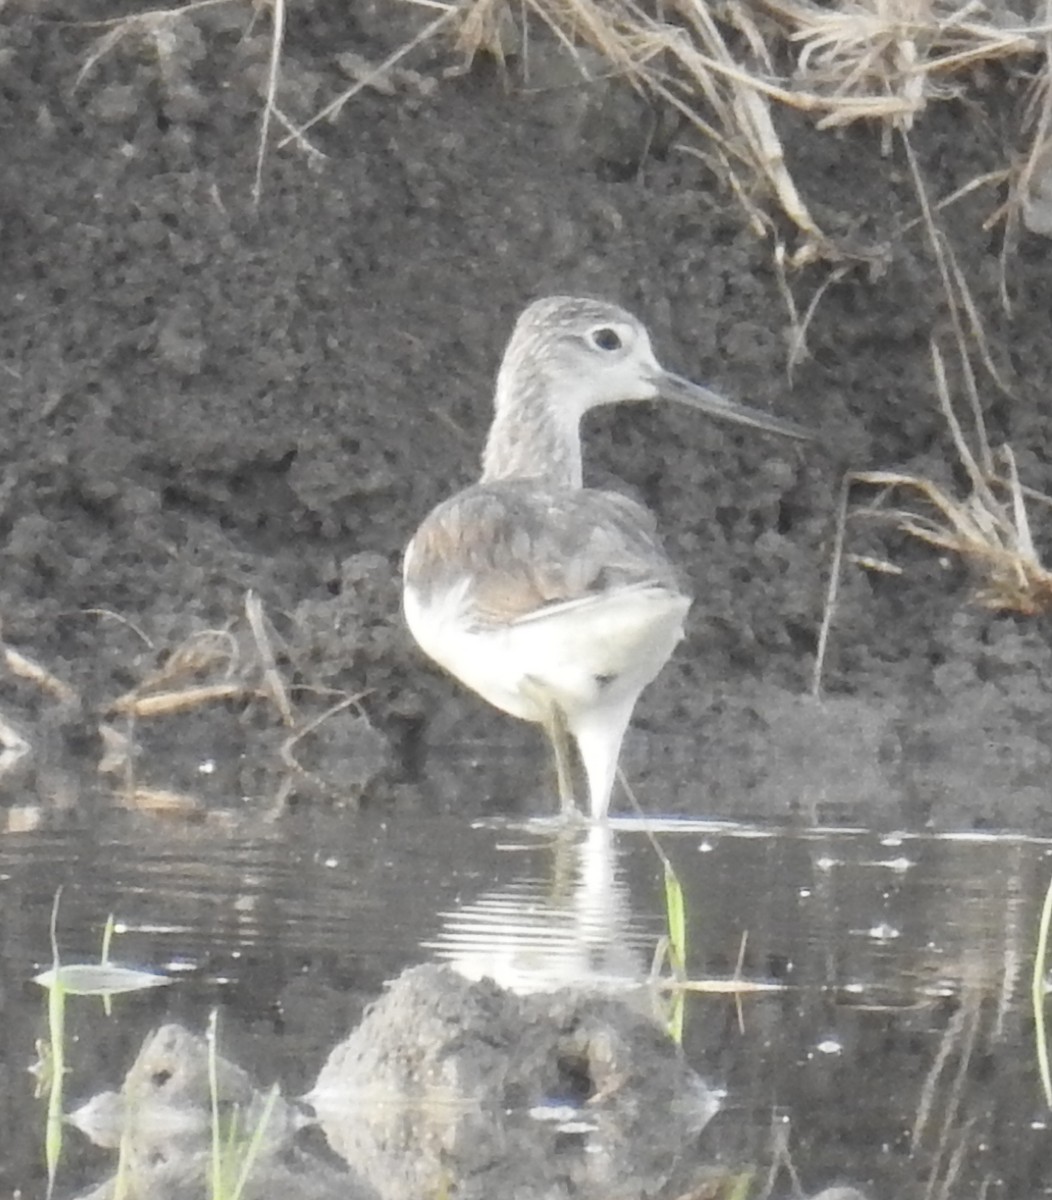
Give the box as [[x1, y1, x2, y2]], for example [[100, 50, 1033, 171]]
[[68, 963, 719, 1200], [69, 1024, 366, 1200], [307, 963, 719, 1200]]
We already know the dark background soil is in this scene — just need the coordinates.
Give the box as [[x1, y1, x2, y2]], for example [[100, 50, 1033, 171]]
[[3, 0, 1052, 828]]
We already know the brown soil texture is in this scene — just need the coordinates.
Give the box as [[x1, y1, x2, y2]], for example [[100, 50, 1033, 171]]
[[3, 1, 1052, 829]]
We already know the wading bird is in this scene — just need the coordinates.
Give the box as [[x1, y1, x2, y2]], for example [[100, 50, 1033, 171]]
[[403, 296, 811, 820]]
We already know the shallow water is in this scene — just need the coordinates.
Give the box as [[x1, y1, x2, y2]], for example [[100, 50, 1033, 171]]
[[3, 779, 1052, 1198]]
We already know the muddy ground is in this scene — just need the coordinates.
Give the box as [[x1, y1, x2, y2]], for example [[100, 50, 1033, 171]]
[[2, 0, 1052, 829]]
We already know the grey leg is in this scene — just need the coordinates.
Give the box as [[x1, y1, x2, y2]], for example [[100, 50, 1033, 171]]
[[522, 677, 579, 819]]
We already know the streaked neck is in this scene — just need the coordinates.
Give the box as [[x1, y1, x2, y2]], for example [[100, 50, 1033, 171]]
[[480, 374, 584, 489]]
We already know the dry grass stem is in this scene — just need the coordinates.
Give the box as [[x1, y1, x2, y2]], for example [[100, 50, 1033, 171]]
[[903, 132, 1006, 443], [74, 0, 237, 90], [445, 0, 835, 248], [847, 552, 903, 574], [812, 471, 852, 698], [897, 166, 1011, 238], [113, 682, 252, 718], [95, 594, 368, 799], [82, 609, 155, 648], [2, 645, 79, 704], [774, 245, 853, 372], [118, 785, 206, 815], [279, 8, 457, 146], [987, 21, 1052, 308], [280, 692, 362, 774], [1020, 44, 1052, 224], [853, 464, 1052, 612], [814, 335, 1052, 694], [106, 595, 300, 723], [865, 433, 1051, 595], [245, 590, 295, 726], [816, 456, 1052, 692], [0, 711, 31, 777], [253, 0, 285, 207], [149, 629, 239, 687], [667, 978, 787, 994], [769, 0, 1047, 135], [111, 627, 242, 716]]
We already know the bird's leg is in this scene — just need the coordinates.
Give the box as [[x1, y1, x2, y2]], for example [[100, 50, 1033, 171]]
[[546, 703, 578, 818], [522, 677, 579, 819]]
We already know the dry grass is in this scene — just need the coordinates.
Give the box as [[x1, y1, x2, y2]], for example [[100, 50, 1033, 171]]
[[439, 0, 834, 255], [429, 0, 1052, 259], [110, 624, 248, 718], [1, 591, 372, 806], [770, 0, 1045, 133], [910, 978, 984, 1200], [813, 338, 1052, 695], [0, 629, 73, 780], [810, 101, 1052, 696], [49, 0, 1052, 397], [64, 0, 1052, 252], [279, 0, 1050, 356], [73, 0, 318, 204], [852, 460, 1052, 614], [103, 591, 375, 805]]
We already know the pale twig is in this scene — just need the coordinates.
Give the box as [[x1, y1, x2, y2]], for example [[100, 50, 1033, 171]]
[[2, 646, 78, 704], [279, 692, 364, 774], [118, 786, 205, 815], [0, 711, 31, 777], [812, 471, 852, 699], [74, 0, 235, 89], [245, 590, 294, 726], [253, 0, 285, 208], [82, 609, 155, 649], [278, 9, 456, 147], [276, 693, 373, 809], [109, 627, 240, 716], [902, 132, 997, 470], [112, 683, 251, 717]]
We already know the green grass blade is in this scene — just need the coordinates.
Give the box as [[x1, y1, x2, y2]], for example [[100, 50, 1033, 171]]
[[663, 862, 686, 977], [209, 1010, 223, 1199], [44, 888, 65, 1200], [666, 987, 685, 1046], [101, 912, 117, 1017], [1033, 871, 1052, 1107], [725, 1169, 755, 1200], [662, 862, 687, 1044], [44, 981, 65, 1200], [231, 1085, 280, 1200]]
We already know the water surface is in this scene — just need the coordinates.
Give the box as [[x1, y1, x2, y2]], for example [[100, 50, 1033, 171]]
[[2, 785, 1051, 1197]]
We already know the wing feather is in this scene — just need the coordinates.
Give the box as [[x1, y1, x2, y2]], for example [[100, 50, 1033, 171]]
[[404, 480, 687, 627]]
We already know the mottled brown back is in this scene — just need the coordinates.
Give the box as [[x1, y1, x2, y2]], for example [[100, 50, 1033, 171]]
[[406, 479, 687, 627]]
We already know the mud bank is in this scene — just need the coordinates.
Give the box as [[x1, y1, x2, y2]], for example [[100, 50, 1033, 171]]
[[2, 2, 1052, 827]]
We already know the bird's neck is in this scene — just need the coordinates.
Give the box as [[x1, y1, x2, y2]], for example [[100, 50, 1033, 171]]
[[480, 378, 584, 489]]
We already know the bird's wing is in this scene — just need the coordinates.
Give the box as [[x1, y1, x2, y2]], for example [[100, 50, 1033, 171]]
[[404, 481, 687, 628]]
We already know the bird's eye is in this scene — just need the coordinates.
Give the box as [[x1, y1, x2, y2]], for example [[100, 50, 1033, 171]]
[[590, 327, 622, 352]]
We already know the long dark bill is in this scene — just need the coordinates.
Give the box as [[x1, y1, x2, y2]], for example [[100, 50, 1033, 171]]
[[657, 370, 814, 442]]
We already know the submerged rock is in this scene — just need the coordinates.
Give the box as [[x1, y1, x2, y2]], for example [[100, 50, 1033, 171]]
[[70, 1024, 371, 1200], [67, 968, 721, 1200], [307, 963, 719, 1200]]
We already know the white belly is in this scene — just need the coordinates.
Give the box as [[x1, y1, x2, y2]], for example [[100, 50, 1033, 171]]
[[403, 577, 690, 725]]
